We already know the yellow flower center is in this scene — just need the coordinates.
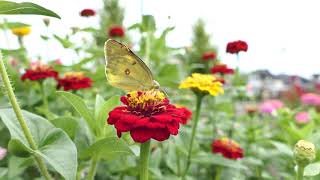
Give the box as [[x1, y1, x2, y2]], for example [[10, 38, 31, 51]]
[[124, 90, 167, 115], [64, 72, 84, 79], [220, 138, 240, 151]]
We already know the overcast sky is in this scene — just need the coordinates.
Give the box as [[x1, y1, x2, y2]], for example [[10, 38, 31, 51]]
[[1, 0, 319, 78]]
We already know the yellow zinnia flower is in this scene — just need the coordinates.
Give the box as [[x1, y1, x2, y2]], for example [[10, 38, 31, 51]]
[[179, 73, 224, 96], [11, 26, 31, 36]]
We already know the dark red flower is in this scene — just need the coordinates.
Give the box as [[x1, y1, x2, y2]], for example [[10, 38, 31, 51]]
[[226, 40, 248, 54], [57, 72, 92, 91], [21, 62, 58, 81], [108, 26, 125, 38], [202, 52, 216, 61], [212, 138, 244, 159], [210, 64, 234, 75], [107, 90, 192, 143], [80, 9, 96, 17]]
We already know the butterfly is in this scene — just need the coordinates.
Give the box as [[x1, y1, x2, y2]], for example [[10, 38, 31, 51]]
[[104, 39, 160, 91]]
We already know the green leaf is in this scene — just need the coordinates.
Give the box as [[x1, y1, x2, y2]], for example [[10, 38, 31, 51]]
[[192, 153, 247, 169], [51, 117, 79, 139], [142, 15, 156, 32], [40, 35, 49, 41], [0, 22, 30, 29], [95, 95, 121, 135], [80, 137, 134, 160], [57, 91, 95, 134], [94, 95, 105, 119], [0, 108, 77, 180], [0, 1, 60, 18], [304, 162, 320, 176], [0, 167, 7, 178], [270, 141, 293, 157], [8, 156, 33, 179], [8, 139, 32, 157], [53, 34, 73, 48], [80, 27, 98, 33]]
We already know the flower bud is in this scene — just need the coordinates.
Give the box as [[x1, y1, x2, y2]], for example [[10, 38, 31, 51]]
[[294, 140, 316, 167], [43, 18, 50, 26]]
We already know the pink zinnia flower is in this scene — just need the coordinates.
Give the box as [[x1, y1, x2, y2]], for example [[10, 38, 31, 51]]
[[301, 93, 320, 106], [0, 147, 7, 160], [259, 99, 284, 114], [295, 112, 310, 124]]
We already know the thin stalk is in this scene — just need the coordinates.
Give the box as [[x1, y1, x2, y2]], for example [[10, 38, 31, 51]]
[[0, 52, 52, 180], [144, 31, 151, 67], [176, 148, 181, 176], [296, 165, 304, 180], [140, 140, 151, 180], [2, 19, 11, 48], [182, 94, 203, 177], [39, 82, 49, 110], [214, 167, 221, 180], [87, 155, 99, 180]]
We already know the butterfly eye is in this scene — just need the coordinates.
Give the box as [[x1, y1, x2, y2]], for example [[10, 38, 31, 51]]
[[125, 69, 130, 75]]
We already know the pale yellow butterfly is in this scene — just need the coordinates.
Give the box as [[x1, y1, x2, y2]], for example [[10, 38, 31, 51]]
[[104, 39, 160, 91]]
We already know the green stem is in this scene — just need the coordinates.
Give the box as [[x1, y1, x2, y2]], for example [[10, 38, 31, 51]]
[[296, 165, 304, 180], [2, 19, 11, 48], [176, 148, 181, 176], [87, 156, 99, 180], [140, 140, 151, 180], [144, 31, 151, 67], [39, 82, 49, 110], [18, 36, 25, 49], [182, 94, 203, 177], [214, 167, 221, 180], [0, 52, 52, 179]]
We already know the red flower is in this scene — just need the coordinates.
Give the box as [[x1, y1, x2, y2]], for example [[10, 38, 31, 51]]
[[226, 40, 248, 54], [108, 26, 125, 38], [57, 72, 92, 91], [107, 90, 192, 143], [210, 64, 234, 75], [202, 52, 216, 61], [212, 137, 243, 159], [21, 62, 58, 81], [80, 9, 96, 17]]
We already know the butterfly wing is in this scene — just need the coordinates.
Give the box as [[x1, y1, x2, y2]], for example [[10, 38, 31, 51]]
[[104, 39, 154, 91]]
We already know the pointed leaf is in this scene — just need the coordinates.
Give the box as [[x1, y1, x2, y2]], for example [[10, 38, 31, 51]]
[[96, 95, 121, 131], [0, 108, 77, 180], [57, 91, 95, 134], [304, 162, 320, 176], [0, 1, 60, 18], [80, 137, 134, 160], [192, 153, 247, 170]]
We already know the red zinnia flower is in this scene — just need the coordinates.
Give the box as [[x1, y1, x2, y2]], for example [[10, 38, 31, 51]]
[[80, 9, 96, 17], [210, 64, 234, 75], [57, 72, 92, 91], [212, 137, 244, 159], [108, 26, 125, 38], [107, 90, 192, 143], [226, 40, 248, 54], [21, 61, 58, 81], [202, 52, 216, 61]]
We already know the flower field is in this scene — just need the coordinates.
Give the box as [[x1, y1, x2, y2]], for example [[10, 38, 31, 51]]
[[1, 1, 320, 180]]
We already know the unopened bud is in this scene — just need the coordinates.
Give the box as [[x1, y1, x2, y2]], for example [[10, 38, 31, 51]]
[[43, 18, 50, 27], [294, 140, 316, 167]]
